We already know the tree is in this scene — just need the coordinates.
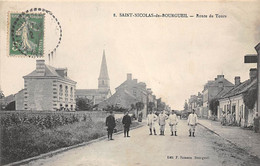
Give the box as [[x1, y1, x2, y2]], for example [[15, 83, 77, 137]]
[[76, 98, 93, 111], [130, 104, 136, 111], [209, 98, 219, 116], [148, 102, 155, 112], [243, 87, 257, 110], [135, 102, 144, 116], [184, 100, 188, 111], [0, 91, 4, 99], [104, 104, 127, 112]]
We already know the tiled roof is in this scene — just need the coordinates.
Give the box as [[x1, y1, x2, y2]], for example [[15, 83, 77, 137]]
[[215, 87, 234, 99], [209, 77, 234, 87], [221, 78, 257, 98], [98, 89, 138, 109], [76, 89, 110, 95], [24, 64, 75, 83]]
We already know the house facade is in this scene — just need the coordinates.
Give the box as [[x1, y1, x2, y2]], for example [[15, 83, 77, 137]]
[[16, 60, 77, 111], [202, 75, 234, 117], [98, 73, 151, 117], [218, 69, 257, 127]]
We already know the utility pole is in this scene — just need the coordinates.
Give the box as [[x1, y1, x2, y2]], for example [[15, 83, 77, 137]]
[[255, 43, 260, 114]]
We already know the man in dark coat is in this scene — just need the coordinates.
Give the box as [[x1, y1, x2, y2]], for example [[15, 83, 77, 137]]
[[122, 111, 132, 137], [106, 111, 116, 140]]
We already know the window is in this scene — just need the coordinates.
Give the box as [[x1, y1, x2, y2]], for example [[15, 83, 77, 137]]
[[70, 87, 73, 96], [59, 85, 63, 96]]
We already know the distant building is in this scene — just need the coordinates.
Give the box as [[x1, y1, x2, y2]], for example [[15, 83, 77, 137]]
[[98, 73, 150, 116], [16, 60, 77, 111], [202, 74, 234, 117], [188, 92, 203, 116], [0, 93, 15, 110], [219, 69, 257, 127], [75, 50, 111, 105]]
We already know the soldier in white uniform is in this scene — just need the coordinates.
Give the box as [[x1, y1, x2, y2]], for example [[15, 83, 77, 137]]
[[158, 110, 168, 136], [187, 109, 198, 137], [168, 110, 178, 136], [147, 111, 158, 135]]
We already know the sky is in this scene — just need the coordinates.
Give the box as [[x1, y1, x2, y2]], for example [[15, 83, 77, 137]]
[[0, 1, 259, 110]]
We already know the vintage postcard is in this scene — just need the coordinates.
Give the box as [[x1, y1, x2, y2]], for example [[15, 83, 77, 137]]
[[0, 0, 260, 166]]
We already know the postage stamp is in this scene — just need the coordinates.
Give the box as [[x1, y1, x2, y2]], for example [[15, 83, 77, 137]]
[[8, 13, 44, 57]]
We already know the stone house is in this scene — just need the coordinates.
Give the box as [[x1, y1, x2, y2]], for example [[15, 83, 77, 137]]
[[218, 69, 257, 127], [98, 73, 150, 116], [202, 75, 234, 117], [16, 60, 77, 111]]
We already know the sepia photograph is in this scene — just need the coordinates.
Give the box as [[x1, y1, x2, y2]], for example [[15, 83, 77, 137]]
[[0, 0, 260, 165]]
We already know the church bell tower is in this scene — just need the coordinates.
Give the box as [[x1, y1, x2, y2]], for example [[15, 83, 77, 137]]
[[98, 50, 110, 90]]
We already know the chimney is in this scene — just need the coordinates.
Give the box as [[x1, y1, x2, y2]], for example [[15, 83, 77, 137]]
[[217, 75, 224, 79], [133, 79, 138, 83], [234, 76, 241, 86], [127, 73, 132, 81], [249, 68, 257, 80], [36, 60, 45, 73]]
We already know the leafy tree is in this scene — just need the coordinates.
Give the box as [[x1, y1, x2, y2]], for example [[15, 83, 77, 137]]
[[209, 98, 219, 116], [104, 104, 127, 112], [148, 102, 155, 112], [184, 100, 188, 111], [130, 104, 136, 111], [157, 101, 166, 112], [0, 91, 4, 99], [76, 98, 93, 111], [243, 87, 257, 110], [135, 102, 144, 116]]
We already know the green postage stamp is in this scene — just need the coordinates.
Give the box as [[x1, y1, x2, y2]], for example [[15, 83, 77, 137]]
[[9, 13, 44, 57]]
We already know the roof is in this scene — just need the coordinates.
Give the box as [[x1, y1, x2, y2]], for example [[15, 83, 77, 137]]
[[76, 89, 110, 96], [116, 79, 146, 92], [215, 86, 234, 99], [98, 89, 138, 109], [209, 77, 234, 87], [24, 64, 76, 83], [221, 78, 257, 99]]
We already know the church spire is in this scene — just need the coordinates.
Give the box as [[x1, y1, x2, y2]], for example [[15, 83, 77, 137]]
[[98, 50, 110, 90]]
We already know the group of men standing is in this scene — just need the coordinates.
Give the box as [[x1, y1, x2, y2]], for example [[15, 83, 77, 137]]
[[105, 109, 198, 141], [147, 109, 198, 137]]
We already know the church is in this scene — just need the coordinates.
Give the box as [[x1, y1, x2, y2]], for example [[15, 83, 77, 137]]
[[75, 51, 112, 105]]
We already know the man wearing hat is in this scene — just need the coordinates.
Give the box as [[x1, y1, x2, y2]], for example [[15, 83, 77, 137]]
[[187, 109, 198, 137], [158, 110, 168, 136], [147, 111, 158, 135], [169, 110, 178, 136], [106, 111, 116, 140], [122, 110, 132, 137]]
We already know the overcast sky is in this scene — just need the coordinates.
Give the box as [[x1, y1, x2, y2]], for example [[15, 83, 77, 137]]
[[0, 1, 259, 110]]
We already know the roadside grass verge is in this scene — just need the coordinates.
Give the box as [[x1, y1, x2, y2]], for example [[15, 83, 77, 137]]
[[1, 113, 139, 165]]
